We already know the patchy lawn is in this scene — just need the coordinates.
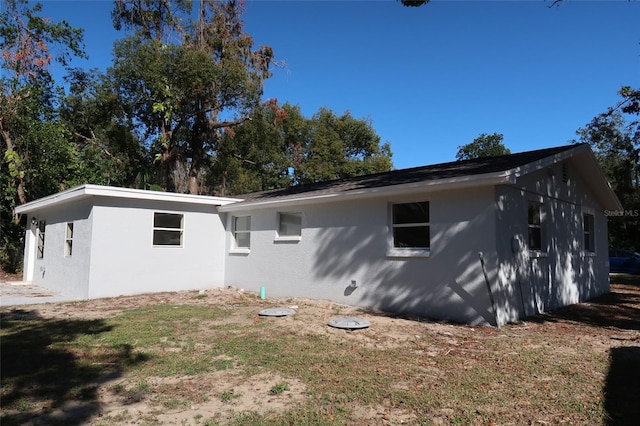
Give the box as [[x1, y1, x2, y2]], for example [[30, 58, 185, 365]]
[[1, 275, 638, 425]]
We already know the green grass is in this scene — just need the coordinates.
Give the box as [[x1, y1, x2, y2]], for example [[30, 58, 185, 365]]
[[2, 280, 639, 425], [269, 382, 290, 395]]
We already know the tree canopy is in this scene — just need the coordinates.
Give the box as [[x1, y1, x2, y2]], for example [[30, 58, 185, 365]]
[[455, 133, 511, 161], [1, 0, 88, 270], [574, 86, 640, 251], [0, 0, 394, 271], [211, 101, 393, 195], [1, 0, 637, 271]]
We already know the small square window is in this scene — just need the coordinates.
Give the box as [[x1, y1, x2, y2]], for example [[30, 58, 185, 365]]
[[153, 212, 183, 246], [278, 212, 302, 238], [233, 216, 251, 249]]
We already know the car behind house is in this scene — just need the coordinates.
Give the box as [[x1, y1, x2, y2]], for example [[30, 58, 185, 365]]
[[609, 249, 640, 275]]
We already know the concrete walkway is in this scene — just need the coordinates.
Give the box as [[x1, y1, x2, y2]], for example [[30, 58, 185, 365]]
[[0, 281, 78, 306]]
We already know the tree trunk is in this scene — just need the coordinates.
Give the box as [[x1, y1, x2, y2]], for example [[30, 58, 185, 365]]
[[188, 169, 199, 194], [159, 147, 172, 192], [1, 128, 27, 206]]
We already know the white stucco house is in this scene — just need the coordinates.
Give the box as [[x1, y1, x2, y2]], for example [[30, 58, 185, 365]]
[[14, 143, 621, 326]]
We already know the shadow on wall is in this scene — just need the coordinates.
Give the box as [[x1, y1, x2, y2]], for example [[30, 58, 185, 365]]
[[604, 346, 640, 425], [0, 309, 149, 425], [309, 207, 498, 326], [496, 169, 603, 324]]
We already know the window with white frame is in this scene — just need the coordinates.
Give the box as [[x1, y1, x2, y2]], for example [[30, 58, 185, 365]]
[[527, 201, 543, 251], [583, 212, 595, 252], [153, 212, 183, 246], [278, 212, 302, 238], [391, 201, 430, 249], [233, 216, 251, 249], [65, 222, 74, 257], [37, 220, 46, 259]]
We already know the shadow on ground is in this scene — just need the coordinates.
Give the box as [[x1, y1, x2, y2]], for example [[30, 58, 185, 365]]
[[529, 275, 640, 331], [0, 309, 148, 425], [605, 346, 640, 425]]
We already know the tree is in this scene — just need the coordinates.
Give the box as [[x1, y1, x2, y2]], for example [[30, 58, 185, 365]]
[[60, 68, 151, 188], [109, 0, 273, 194], [209, 100, 297, 195], [111, 0, 189, 42], [400, 0, 566, 8], [1, 0, 85, 204], [1, 0, 86, 271], [208, 101, 394, 195], [296, 108, 393, 184], [399, 0, 430, 7], [455, 133, 511, 161], [575, 86, 640, 251]]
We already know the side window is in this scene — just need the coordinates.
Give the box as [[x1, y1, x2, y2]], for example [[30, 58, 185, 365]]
[[37, 220, 46, 259], [278, 212, 302, 239], [391, 202, 430, 249], [153, 212, 184, 246], [65, 222, 74, 257], [527, 201, 543, 251], [583, 213, 595, 253], [233, 216, 251, 249]]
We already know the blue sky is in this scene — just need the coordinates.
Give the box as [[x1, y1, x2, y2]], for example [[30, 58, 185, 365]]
[[39, 0, 639, 170]]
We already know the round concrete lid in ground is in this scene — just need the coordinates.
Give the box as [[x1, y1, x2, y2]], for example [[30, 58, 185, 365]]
[[258, 307, 296, 317], [327, 317, 371, 329]]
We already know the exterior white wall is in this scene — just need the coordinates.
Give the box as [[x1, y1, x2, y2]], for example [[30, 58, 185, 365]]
[[495, 161, 610, 324], [26, 199, 94, 298], [224, 186, 500, 325], [87, 198, 226, 298]]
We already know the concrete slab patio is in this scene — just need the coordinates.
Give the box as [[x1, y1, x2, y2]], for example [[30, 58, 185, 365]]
[[0, 281, 78, 306]]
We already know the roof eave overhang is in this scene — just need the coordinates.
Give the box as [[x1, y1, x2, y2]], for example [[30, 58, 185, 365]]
[[571, 148, 623, 211], [14, 184, 242, 214], [219, 171, 514, 213], [508, 143, 590, 179], [503, 144, 621, 211]]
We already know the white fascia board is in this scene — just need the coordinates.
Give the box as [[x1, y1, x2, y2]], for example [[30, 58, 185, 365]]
[[219, 171, 513, 213], [15, 184, 242, 214], [15, 185, 90, 214], [505, 145, 622, 211], [507, 144, 588, 178], [572, 149, 623, 211]]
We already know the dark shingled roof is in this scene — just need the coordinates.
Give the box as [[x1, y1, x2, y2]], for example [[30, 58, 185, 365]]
[[233, 144, 582, 204]]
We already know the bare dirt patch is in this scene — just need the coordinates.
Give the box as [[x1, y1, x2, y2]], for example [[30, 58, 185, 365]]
[[2, 275, 639, 425]]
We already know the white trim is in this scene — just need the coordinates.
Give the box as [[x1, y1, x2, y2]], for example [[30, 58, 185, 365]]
[[274, 235, 302, 243], [582, 207, 596, 255], [528, 251, 549, 258], [509, 144, 590, 179], [152, 211, 184, 248], [231, 215, 251, 251], [220, 171, 513, 213], [276, 211, 303, 241], [64, 222, 74, 257], [527, 199, 546, 253], [229, 248, 251, 255], [15, 184, 242, 214], [388, 200, 431, 256], [387, 248, 431, 258]]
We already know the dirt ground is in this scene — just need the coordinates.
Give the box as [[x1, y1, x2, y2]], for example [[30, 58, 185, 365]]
[[2, 272, 639, 425]]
